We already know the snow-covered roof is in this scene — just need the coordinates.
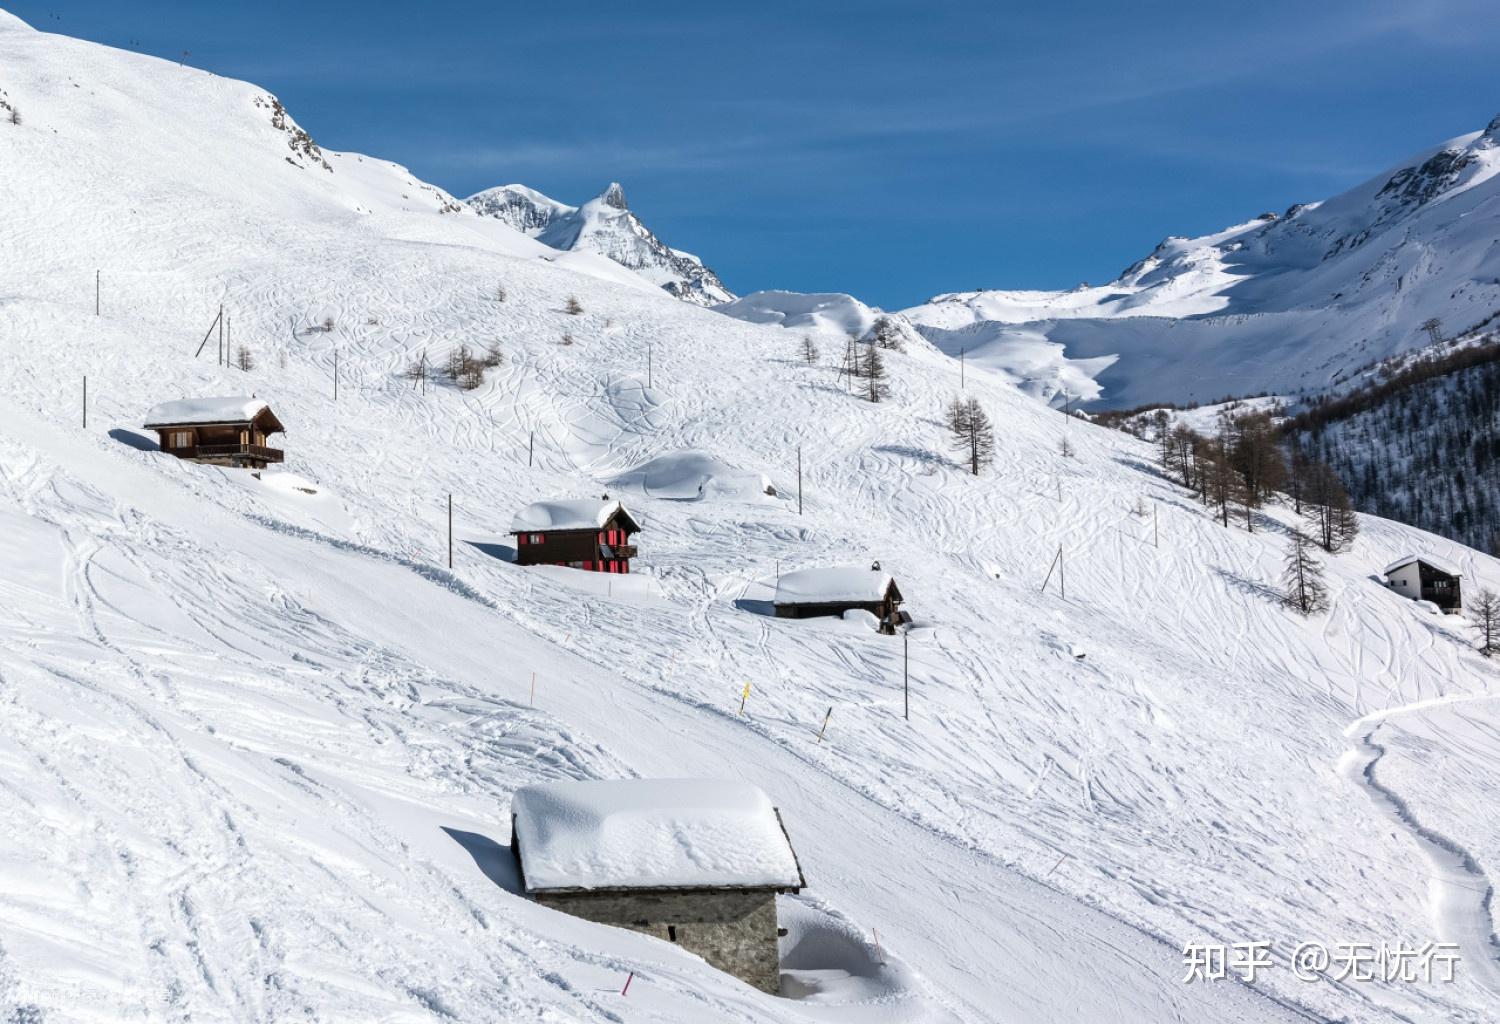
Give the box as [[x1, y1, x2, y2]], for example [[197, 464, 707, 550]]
[[509, 499, 636, 534], [511, 779, 804, 893], [144, 396, 275, 428], [774, 566, 897, 605], [1383, 554, 1461, 578]]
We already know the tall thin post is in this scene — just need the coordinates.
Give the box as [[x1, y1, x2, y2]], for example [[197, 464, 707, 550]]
[[447, 494, 453, 569], [1059, 545, 1066, 600], [82, 375, 87, 428], [903, 629, 909, 721], [796, 445, 803, 515], [218, 304, 224, 365], [528, 430, 534, 467]]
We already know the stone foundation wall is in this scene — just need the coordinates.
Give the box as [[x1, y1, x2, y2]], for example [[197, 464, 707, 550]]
[[535, 889, 781, 993]]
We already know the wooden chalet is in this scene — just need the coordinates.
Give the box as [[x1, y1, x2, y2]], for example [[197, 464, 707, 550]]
[[1383, 555, 1463, 613], [144, 397, 284, 470], [773, 564, 906, 634], [510, 498, 640, 573], [510, 779, 805, 994]]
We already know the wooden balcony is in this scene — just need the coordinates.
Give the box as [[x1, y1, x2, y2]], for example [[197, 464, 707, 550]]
[[608, 544, 638, 559], [177, 443, 284, 464]]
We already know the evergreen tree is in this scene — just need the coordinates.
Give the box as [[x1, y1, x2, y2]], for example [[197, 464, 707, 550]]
[[800, 335, 819, 365], [564, 295, 583, 315], [1282, 529, 1329, 615]]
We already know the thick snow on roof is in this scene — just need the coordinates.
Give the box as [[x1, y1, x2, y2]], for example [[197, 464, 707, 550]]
[[775, 566, 895, 605], [144, 396, 269, 427], [1383, 554, 1461, 577], [512, 779, 802, 892], [509, 498, 628, 533]]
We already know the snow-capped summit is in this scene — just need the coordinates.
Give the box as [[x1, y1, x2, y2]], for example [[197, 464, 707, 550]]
[[467, 181, 736, 306], [902, 111, 1500, 408]]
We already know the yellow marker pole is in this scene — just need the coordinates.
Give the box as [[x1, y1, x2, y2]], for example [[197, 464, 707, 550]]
[[738, 683, 750, 716]]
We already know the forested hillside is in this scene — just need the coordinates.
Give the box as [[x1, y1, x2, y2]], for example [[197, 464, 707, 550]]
[[1287, 334, 1500, 554]]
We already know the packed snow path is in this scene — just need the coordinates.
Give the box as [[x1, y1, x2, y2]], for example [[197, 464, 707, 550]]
[[1342, 699, 1500, 1001]]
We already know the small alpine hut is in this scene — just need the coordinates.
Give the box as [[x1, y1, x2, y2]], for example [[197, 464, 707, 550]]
[[510, 497, 640, 573], [1383, 555, 1463, 613], [144, 397, 284, 470], [773, 564, 906, 634], [511, 779, 805, 994]]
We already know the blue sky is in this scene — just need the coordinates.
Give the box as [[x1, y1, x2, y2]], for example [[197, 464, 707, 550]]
[[16, 0, 1500, 307]]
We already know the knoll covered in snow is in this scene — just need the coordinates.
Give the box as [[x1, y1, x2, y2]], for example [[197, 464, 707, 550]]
[[609, 450, 775, 502], [716, 290, 879, 338], [511, 779, 803, 892], [469, 182, 735, 306]]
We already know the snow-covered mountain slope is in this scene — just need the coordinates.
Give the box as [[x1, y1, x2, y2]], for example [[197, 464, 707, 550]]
[[469, 182, 736, 306], [715, 290, 881, 337], [2, 11, 1500, 1023], [902, 115, 1500, 409]]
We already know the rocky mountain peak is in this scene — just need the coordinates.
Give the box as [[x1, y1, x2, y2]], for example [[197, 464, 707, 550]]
[[599, 182, 628, 210]]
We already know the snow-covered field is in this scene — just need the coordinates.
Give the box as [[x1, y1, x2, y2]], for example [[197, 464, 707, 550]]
[[1, 10, 1499, 1022]]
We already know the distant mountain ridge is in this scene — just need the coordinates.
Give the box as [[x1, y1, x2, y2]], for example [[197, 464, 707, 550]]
[[898, 112, 1500, 409], [467, 182, 735, 306]]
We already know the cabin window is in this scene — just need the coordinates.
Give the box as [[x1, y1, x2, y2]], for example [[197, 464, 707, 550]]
[[168, 431, 193, 448], [529, 534, 545, 545]]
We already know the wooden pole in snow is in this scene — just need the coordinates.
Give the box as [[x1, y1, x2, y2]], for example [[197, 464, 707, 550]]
[[796, 445, 802, 515], [620, 972, 634, 996], [817, 706, 833, 744], [217, 304, 224, 365], [1060, 545, 1066, 600], [447, 494, 453, 568], [528, 430, 534, 467], [194, 308, 222, 358], [1040, 546, 1065, 596], [530, 671, 536, 706]]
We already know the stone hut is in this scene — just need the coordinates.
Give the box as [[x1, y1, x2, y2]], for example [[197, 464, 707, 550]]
[[510, 778, 805, 993]]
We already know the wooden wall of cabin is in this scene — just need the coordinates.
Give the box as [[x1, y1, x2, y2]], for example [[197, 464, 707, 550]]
[[515, 529, 632, 571]]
